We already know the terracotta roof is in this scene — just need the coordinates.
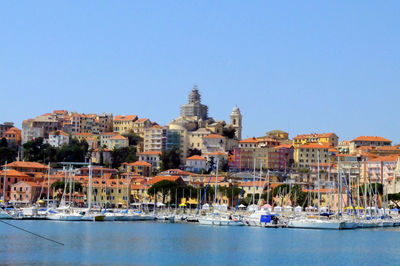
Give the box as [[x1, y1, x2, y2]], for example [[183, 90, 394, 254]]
[[147, 176, 181, 185], [187, 155, 206, 161], [239, 137, 259, 144], [131, 161, 152, 167], [109, 135, 128, 140], [204, 134, 224, 139], [352, 136, 391, 142], [239, 181, 266, 187], [274, 144, 293, 149], [135, 118, 150, 123], [0, 169, 29, 178], [4, 161, 48, 169], [131, 184, 148, 190], [114, 115, 138, 121], [369, 155, 399, 162], [150, 125, 164, 129], [298, 143, 332, 149]]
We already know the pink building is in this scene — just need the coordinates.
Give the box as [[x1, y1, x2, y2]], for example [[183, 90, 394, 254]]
[[276, 144, 294, 170], [228, 147, 241, 170], [10, 181, 48, 204], [364, 155, 399, 183]]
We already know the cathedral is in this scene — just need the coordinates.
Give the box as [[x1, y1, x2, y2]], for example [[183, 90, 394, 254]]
[[169, 85, 242, 140]]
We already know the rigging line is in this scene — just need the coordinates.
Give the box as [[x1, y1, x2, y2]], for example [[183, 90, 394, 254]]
[[0, 220, 64, 246]]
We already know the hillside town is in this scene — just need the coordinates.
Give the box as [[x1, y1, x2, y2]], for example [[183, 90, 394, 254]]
[[1, 86, 400, 217]]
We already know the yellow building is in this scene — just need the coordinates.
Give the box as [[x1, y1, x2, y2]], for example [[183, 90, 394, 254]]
[[265, 130, 289, 141], [132, 118, 152, 138], [294, 142, 333, 168], [89, 178, 131, 208], [113, 115, 138, 134], [107, 135, 129, 150], [72, 133, 99, 149], [293, 133, 338, 148], [121, 161, 152, 177]]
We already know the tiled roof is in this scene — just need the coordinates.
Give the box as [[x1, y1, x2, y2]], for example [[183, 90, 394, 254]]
[[131, 161, 152, 167], [368, 155, 399, 162], [0, 169, 29, 178], [110, 135, 128, 140], [114, 115, 138, 121], [298, 143, 332, 149], [4, 161, 48, 169], [352, 136, 391, 142], [146, 176, 181, 185], [239, 137, 259, 144], [204, 134, 224, 139], [186, 155, 206, 161]]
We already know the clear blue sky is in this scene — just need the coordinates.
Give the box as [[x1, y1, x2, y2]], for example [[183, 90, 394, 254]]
[[1, 1, 399, 143]]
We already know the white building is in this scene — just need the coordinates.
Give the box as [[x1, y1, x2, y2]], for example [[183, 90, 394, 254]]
[[202, 134, 226, 154], [143, 125, 165, 152], [48, 130, 69, 147], [138, 151, 162, 170], [185, 155, 207, 173], [100, 132, 119, 148]]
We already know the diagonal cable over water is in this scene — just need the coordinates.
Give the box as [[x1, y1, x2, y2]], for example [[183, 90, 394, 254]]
[[0, 220, 64, 246]]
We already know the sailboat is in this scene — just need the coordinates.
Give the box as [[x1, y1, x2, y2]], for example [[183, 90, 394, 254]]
[[288, 149, 344, 230], [198, 160, 243, 226]]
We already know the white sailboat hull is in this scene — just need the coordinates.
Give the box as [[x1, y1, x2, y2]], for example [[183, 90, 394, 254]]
[[288, 219, 344, 230], [198, 217, 243, 226], [47, 214, 83, 221]]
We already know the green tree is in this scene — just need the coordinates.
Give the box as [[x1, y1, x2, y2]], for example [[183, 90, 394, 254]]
[[358, 183, 383, 196], [0, 141, 17, 165], [111, 146, 137, 168], [56, 139, 89, 163], [51, 180, 83, 193], [148, 180, 180, 203], [122, 131, 142, 146], [160, 147, 181, 170], [188, 148, 202, 157], [0, 138, 8, 148], [222, 127, 236, 139], [23, 137, 57, 163]]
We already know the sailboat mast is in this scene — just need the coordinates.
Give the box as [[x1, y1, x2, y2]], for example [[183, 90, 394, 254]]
[[69, 165, 72, 208], [47, 162, 50, 208], [328, 157, 331, 213], [258, 163, 262, 205], [252, 152, 256, 206], [214, 158, 219, 205], [88, 163, 92, 210], [317, 149, 320, 217], [2, 161, 7, 202], [338, 157, 342, 219], [267, 170, 270, 205]]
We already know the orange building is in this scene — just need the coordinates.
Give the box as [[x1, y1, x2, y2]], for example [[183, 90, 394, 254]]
[[2, 127, 22, 145]]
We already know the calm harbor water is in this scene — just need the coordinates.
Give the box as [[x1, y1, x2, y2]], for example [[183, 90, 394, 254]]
[[1, 220, 400, 265]]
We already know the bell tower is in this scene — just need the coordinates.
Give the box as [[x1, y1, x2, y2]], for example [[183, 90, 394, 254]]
[[230, 106, 242, 140]]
